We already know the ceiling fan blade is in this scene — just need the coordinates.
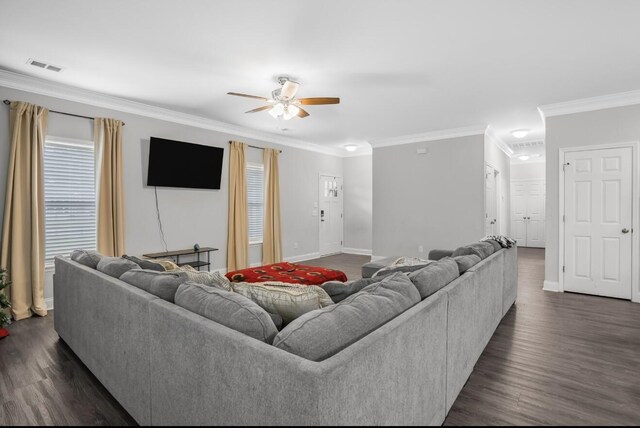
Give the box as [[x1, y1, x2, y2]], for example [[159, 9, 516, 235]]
[[280, 81, 300, 100], [245, 105, 273, 113], [227, 92, 270, 101], [297, 97, 340, 105], [297, 107, 310, 118]]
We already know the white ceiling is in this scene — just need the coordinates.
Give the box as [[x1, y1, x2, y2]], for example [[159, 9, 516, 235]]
[[2, 0, 640, 153]]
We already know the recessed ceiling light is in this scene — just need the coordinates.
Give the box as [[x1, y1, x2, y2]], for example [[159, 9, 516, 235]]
[[511, 129, 530, 139], [344, 144, 358, 152], [518, 155, 531, 161]]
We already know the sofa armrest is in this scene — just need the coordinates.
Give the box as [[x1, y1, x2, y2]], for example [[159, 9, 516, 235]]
[[428, 249, 453, 260]]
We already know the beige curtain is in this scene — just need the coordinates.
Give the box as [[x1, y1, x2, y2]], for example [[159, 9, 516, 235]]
[[227, 141, 249, 271], [1, 102, 48, 320], [262, 148, 282, 264], [94, 118, 125, 256]]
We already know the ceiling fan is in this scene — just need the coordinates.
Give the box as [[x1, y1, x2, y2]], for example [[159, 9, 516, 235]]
[[227, 76, 340, 120]]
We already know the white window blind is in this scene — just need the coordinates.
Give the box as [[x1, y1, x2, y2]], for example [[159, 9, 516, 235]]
[[247, 163, 264, 244], [44, 138, 96, 265]]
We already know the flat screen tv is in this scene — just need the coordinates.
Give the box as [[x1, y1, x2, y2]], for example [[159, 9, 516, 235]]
[[147, 137, 224, 190]]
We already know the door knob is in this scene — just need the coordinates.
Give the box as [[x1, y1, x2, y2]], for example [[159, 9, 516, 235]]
[[622, 228, 629, 234]]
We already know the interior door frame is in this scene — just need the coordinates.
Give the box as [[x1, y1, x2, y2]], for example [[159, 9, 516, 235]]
[[558, 141, 640, 302], [318, 172, 344, 256]]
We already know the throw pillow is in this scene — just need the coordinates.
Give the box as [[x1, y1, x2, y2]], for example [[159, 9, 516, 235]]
[[407, 258, 459, 299], [154, 259, 180, 271], [320, 277, 378, 303], [70, 249, 103, 269], [451, 255, 481, 274], [175, 282, 279, 343], [176, 269, 232, 292], [120, 269, 188, 302], [96, 257, 140, 278], [232, 281, 334, 324], [122, 255, 165, 272], [451, 241, 495, 259], [273, 272, 420, 361]]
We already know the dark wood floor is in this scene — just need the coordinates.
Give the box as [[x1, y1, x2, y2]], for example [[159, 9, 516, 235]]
[[1, 248, 638, 425]]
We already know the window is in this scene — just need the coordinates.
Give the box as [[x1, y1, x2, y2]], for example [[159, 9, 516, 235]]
[[43, 138, 96, 265], [247, 163, 264, 244]]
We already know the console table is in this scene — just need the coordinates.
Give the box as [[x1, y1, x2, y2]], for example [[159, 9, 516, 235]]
[[143, 247, 218, 271]]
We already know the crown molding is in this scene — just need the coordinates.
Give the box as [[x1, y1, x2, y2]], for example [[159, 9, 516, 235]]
[[369, 124, 487, 148], [0, 69, 345, 157], [539, 89, 640, 118], [485, 125, 514, 157]]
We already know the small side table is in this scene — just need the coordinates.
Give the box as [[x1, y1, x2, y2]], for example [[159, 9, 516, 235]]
[[142, 247, 218, 271]]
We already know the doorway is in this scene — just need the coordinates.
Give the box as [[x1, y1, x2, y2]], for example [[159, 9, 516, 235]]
[[485, 164, 500, 236], [319, 174, 343, 256], [561, 145, 636, 300]]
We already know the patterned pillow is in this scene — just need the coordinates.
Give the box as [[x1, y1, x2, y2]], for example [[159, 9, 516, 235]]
[[232, 281, 334, 323], [176, 269, 232, 292], [154, 259, 180, 271]]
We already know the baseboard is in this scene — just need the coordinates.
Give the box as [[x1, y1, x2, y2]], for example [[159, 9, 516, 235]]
[[284, 252, 321, 263], [45, 297, 54, 310], [342, 247, 372, 256], [543, 280, 560, 292], [370, 255, 389, 262]]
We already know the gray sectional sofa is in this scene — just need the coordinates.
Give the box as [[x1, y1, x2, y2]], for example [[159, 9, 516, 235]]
[[54, 244, 517, 425]]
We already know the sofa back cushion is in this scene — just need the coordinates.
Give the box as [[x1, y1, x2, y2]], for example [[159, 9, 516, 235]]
[[273, 272, 420, 361], [320, 277, 378, 303], [97, 256, 140, 278], [120, 269, 187, 302], [232, 282, 334, 324], [452, 255, 482, 274], [70, 249, 104, 269], [408, 259, 459, 299], [484, 239, 502, 253], [122, 255, 165, 272], [451, 241, 495, 259], [175, 282, 279, 343]]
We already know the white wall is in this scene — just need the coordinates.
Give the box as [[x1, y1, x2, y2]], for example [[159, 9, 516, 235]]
[[511, 161, 545, 180], [343, 155, 372, 253], [544, 104, 640, 292], [0, 86, 343, 305], [372, 134, 485, 258], [484, 134, 511, 236]]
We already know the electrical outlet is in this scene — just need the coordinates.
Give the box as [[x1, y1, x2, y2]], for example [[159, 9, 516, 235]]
[[418, 245, 424, 253]]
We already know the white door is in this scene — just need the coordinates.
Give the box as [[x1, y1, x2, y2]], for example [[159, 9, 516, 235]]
[[564, 147, 632, 299], [319, 175, 343, 256], [485, 165, 498, 235], [510, 179, 546, 247], [526, 181, 546, 247]]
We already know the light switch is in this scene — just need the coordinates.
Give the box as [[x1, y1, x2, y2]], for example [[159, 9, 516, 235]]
[[313, 202, 318, 208]]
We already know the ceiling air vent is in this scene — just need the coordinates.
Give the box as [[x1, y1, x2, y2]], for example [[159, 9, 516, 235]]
[[27, 58, 63, 72], [509, 140, 544, 150]]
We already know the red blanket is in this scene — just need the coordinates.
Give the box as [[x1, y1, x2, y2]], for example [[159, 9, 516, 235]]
[[226, 262, 347, 285]]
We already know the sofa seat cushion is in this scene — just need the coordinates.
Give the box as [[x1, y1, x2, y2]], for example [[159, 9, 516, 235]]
[[97, 257, 140, 278], [232, 282, 334, 324], [120, 269, 187, 302], [70, 249, 104, 269], [452, 255, 482, 274], [408, 259, 459, 299], [451, 242, 495, 259], [273, 272, 420, 361], [122, 255, 166, 272], [175, 282, 279, 343], [320, 277, 378, 303]]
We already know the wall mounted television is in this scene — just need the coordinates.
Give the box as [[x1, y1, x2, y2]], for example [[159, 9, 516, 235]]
[[147, 137, 224, 190]]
